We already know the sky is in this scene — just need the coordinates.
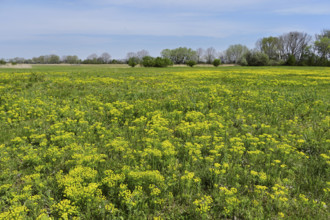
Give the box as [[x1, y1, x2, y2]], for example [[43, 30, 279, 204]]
[[0, 0, 329, 60]]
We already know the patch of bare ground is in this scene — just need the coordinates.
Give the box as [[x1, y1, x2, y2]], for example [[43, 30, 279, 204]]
[[0, 64, 32, 68]]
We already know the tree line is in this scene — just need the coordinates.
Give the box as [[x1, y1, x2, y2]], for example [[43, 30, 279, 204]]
[[0, 53, 124, 65], [1, 29, 329, 67]]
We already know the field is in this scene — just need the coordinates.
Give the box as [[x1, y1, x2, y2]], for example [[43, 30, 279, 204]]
[[0, 65, 329, 219]]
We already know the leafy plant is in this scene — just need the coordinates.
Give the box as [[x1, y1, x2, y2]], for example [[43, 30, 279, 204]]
[[128, 57, 139, 67], [212, 59, 221, 67], [186, 60, 197, 67]]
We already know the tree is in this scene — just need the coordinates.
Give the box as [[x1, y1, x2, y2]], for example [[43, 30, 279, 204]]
[[136, 50, 150, 60], [141, 56, 172, 67], [314, 29, 330, 61], [0, 59, 6, 65], [204, 47, 216, 64], [186, 60, 197, 67], [154, 57, 172, 67], [85, 53, 98, 64], [100, 52, 111, 64], [48, 54, 60, 64], [126, 52, 137, 60], [87, 53, 98, 60], [299, 46, 319, 66], [62, 55, 80, 64], [245, 51, 269, 66], [316, 29, 330, 38], [256, 36, 281, 60], [196, 48, 204, 63], [141, 56, 155, 67], [212, 59, 221, 67], [225, 44, 249, 63], [9, 57, 25, 64], [160, 47, 197, 64], [128, 57, 139, 67], [279, 31, 312, 61], [160, 49, 171, 60], [286, 54, 296, 66]]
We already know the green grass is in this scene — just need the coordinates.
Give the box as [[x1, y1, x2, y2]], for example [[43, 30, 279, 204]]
[[0, 65, 329, 219]]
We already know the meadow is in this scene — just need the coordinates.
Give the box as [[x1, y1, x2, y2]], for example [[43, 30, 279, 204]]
[[0, 65, 329, 219]]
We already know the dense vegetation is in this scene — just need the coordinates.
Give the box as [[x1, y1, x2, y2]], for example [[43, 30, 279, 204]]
[[0, 65, 329, 219]]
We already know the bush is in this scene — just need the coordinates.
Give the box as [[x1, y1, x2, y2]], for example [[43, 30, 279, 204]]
[[245, 51, 269, 66], [163, 58, 173, 67], [141, 56, 155, 67], [128, 57, 139, 67], [238, 57, 248, 66], [154, 57, 166, 67], [0, 59, 6, 65], [140, 56, 172, 68], [153, 57, 173, 67], [212, 59, 221, 67], [186, 60, 197, 67], [268, 59, 282, 66]]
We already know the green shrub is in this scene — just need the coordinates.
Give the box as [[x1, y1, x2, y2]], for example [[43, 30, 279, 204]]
[[245, 51, 269, 66], [212, 59, 221, 67], [140, 57, 172, 68], [238, 57, 248, 66], [186, 60, 197, 67], [154, 57, 172, 67], [141, 56, 155, 67], [268, 59, 282, 66], [128, 57, 139, 67]]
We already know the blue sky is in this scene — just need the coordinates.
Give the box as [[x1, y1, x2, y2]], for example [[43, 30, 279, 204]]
[[1, 0, 329, 60]]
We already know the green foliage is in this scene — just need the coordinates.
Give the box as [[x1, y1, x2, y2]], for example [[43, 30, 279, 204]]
[[257, 36, 281, 60], [212, 59, 221, 67], [224, 44, 249, 63], [314, 37, 330, 60], [245, 51, 269, 66], [140, 56, 172, 68], [153, 57, 172, 67], [0, 59, 6, 65], [238, 57, 248, 66], [29, 72, 46, 82], [141, 56, 155, 67], [186, 60, 197, 67], [286, 54, 296, 66], [128, 57, 139, 67], [161, 47, 197, 64]]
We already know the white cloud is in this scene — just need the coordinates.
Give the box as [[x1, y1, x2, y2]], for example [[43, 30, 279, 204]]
[[275, 5, 330, 15]]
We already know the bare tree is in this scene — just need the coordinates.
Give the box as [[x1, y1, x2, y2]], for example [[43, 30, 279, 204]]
[[196, 48, 204, 63], [100, 52, 111, 63], [204, 47, 216, 64], [218, 51, 226, 63], [279, 32, 312, 60], [87, 53, 98, 60], [136, 50, 150, 60], [126, 52, 137, 60]]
